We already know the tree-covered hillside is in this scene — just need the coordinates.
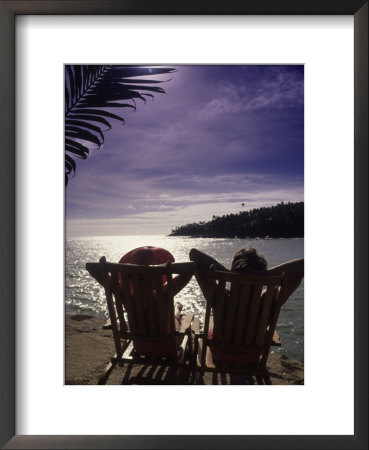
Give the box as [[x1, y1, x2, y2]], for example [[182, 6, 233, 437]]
[[170, 202, 304, 238]]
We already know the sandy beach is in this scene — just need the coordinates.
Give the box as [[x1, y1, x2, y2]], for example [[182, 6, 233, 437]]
[[65, 314, 304, 385]]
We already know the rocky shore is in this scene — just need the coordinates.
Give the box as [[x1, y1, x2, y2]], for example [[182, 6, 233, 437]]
[[65, 314, 304, 385]]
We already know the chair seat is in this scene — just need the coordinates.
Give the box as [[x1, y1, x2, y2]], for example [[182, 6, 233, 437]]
[[132, 313, 193, 358], [123, 333, 189, 362], [196, 337, 271, 377], [201, 311, 281, 346]]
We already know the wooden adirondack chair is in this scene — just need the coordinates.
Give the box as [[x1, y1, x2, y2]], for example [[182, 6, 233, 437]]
[[86, 257, 196, 384], [193, 269, 290, 384]]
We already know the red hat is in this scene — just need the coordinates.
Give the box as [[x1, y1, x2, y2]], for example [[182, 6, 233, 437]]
[[119, 246, 175, 265]]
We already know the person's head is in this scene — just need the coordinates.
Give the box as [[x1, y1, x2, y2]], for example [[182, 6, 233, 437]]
[[231, 247, 268, 273]]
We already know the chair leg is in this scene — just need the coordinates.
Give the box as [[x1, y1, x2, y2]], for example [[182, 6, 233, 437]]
[[188, 368, 196, 385], [256, 375, 272, 385], [194, 369, 204, 385], [186, 329, 194, 363], [98, 359, 118, 385], [174, 366, 182, 384], [256, 376, 264, 385]]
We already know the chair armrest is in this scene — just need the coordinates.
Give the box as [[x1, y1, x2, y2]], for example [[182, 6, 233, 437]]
[[168, 261, 196, 275]]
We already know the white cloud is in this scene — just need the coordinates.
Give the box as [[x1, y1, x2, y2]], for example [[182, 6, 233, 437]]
[[200, 71, 303, 119]]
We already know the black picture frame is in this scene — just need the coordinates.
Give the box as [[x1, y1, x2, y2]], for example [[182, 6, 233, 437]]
[[0, 1, 367, 449]]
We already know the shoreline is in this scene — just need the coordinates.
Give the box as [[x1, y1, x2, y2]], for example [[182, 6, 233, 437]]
[[66, 314, 304, 385]]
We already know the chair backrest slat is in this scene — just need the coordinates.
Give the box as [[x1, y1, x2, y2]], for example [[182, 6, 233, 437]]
[[120, 273, 136, 333], [222, 281, 240, 344], [165, 273, 176, 336], [243, 284, 263, 346], [131, 273, 146, 335], [212, 278, 227, 340], [141, 273, 156, 336], [233, 283, 251, 346], [153, 272, 167, 334], [254, 285, 278, 346], [111, 272, 128, 333], [260, 291, 284, 366]]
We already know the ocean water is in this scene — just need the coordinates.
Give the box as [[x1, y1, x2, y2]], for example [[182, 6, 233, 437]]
[[66, 235, 304, 362]]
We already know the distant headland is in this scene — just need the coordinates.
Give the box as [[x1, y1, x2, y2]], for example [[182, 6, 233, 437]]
[[169, 201, 304, 239]]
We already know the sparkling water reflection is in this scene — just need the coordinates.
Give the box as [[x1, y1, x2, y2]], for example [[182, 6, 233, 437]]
[[66, 236, 304, 361]]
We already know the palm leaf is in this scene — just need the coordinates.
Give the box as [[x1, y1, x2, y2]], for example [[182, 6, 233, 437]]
[[65, 64, 175, 185], [67, 114, 112, 130], [65, 139, 90, 159], [65, 120, 105, 142], [73, 108, 127, 122]]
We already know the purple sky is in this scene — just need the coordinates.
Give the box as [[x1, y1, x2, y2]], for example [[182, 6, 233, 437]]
[[66, 65, 304, 237]]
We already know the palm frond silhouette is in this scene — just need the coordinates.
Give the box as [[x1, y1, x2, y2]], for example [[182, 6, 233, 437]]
[[65, 65, 175, 185]]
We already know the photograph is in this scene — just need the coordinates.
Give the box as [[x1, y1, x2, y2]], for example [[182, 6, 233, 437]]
[[1, 0, 366, 445], [65, 64, 305, 385]]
